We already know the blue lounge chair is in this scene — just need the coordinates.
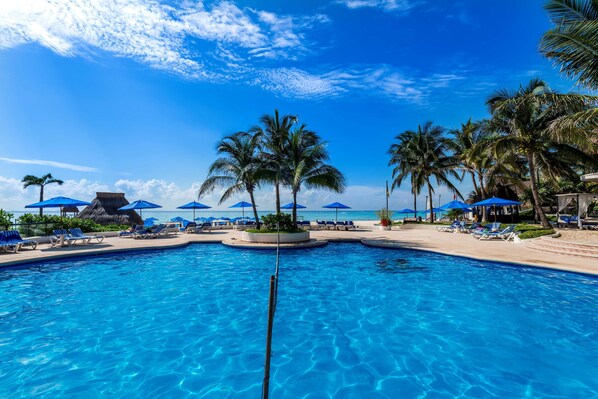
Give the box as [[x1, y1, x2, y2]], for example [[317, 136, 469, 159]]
[[2, 230, 38, 250], [52, 229, 89, 246], [0, 231, 21, 253], [477, 225, 518, 241], [316, 220, 326, 230], [437, 221, 461, 232], [69, 228, 104, 243], [325, 221, 336, 230]]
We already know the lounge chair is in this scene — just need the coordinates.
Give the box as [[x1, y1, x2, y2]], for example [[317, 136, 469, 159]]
[[477, 225, 518, 241], [316, 220, 326, 230], [2, 230, 38, 250], [325, 221, 336, 230], [460, 222, 481, 233], [0, 231, 22, 253], [69, 228, 104, 243], [346, 221, 357, 230], [119, 225, 144, 238], [163, 223, 179, 235], [139, 224, 167, 239], [51, 229, 90, 246], [436, 221, 460, 232]]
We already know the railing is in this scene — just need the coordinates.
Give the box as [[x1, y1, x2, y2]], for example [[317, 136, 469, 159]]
[[0, 222, 61, 237]]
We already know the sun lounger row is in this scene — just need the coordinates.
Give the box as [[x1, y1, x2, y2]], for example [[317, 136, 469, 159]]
[[437, 221, 484, 233], [314, 220, 357, 230], [472, 224, 519, 241], [0, 230, 38, 253]]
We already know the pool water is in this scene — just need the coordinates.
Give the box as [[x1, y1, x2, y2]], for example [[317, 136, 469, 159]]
[[0, 243, 596, 398]]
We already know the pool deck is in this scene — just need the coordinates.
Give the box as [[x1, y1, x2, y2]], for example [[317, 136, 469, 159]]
[[0, 224, 596, 275]]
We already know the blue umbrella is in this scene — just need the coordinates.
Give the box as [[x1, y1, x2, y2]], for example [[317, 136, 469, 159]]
[[439, 200, 471, 210], [25, 196, 91, 209], [281, 202, 307, 209], [425, 207, 443, 213], [144, 217, 159, 226], [25, 196, 92, 226], [397, 208, 416, 217], [322, 202, 351, 222], [229, 201, 255, 218], [170, 216, 187, 222], [118, 200, 161, 219], [471, 196, 521, 222], [177, 201, 211, 221]]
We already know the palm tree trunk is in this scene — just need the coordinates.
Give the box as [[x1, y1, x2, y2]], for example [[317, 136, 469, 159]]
[[39, 185, 44, 216], [427, 180, 434, 223], [413, 192, 417, 218], [292, 190, 298, 228], [478, 173, 487, 223], [248, 189, 261, 230], [470, 172, 479, 195], [527, 154, 551, 228], [275, 181, 281, 214]]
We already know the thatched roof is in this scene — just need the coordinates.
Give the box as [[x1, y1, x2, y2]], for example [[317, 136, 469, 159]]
[[78, 192, 143, 226]]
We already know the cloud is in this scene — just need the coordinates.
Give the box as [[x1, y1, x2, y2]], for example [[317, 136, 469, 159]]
[[0, 157, 99, 172], [335, 0, 417, 12]]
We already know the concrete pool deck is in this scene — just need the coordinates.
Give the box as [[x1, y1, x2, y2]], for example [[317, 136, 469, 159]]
[[0, 223, 596, 275]]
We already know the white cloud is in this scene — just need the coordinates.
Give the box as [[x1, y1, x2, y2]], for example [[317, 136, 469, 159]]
[[0, 157, 99, 172], [336, 0, 417, 12]]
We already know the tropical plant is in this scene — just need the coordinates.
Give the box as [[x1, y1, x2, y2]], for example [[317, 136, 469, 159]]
[[375, 208, 393, 225], [388, 130, 423, 216], [540, 0, 598, 90], [0, 209, 14, 229], [253, 109, 297, 214], [487, 79, 598, 227], [21, 173, 64, 216], [260, 213, 295, 231], [285, 126, 346, 227], [389, 122, 462, 223], [198, 131, 264, 229]]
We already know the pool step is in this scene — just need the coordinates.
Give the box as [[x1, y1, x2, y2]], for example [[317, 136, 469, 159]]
[[523, 237, 598, 259]]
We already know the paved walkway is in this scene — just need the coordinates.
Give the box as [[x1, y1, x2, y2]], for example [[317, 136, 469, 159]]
[[0, 226, 596, 275]]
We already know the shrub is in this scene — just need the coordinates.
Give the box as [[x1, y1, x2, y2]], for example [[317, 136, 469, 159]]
[[16, 213, 127, 234], [0, 209, 14, 229], [261, 213, 294, 230], [375, 209, 393, 224], [515, 223, 555, 239]]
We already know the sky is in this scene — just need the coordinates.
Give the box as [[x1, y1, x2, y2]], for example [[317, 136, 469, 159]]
[[0, 0, 577, 211]]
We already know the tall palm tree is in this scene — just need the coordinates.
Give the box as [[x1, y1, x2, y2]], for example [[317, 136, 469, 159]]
[[487, 79, 598, 227], [540, 0, 598, 90], [389, 122, 461, 222], [388, 130, 423, 216], [285, 126, 346, 227], [198, 131, 264, 229], [21, 173, 64, 216], [253, 109, 297, 214]]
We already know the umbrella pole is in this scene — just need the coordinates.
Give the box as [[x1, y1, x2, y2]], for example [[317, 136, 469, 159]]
[[336, 208, 338, 223]]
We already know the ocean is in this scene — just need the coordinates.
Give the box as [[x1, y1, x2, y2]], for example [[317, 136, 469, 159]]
[[8, 209, 434, 222]]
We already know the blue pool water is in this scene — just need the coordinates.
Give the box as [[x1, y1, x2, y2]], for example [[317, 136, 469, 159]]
[[1, 243, 596, 398]]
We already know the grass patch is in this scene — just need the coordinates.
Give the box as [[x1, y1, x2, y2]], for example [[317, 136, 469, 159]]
[[245, 228, 304, 234], [515, 223, 555, 239]]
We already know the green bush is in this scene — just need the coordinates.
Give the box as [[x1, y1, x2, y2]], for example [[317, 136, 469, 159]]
[[16, 213, 127, 235], [518, 229, 555, 239], [261, 213, 294, 230], [375, 209, 393, 224], [0, 209, 14, 229], [515, 223, 555, 239]]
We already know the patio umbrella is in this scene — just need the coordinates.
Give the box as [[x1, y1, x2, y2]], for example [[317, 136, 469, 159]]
[[470, 196, 521, 222], [229, 201, 254, 218], [25, 196, 92, 228], [177, 201, 211, 221], [397, 208, 416, 217], [144, 217, 159, 226], [439, 200, 473, 217], [118, 200, 161, 219], [322, 202, 351, 223]]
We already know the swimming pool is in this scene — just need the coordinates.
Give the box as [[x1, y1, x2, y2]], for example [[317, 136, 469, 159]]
[[1, 243, 596, 398]]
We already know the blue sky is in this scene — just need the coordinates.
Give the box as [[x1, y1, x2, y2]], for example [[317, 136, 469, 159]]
[[0, 0, 575, 210]]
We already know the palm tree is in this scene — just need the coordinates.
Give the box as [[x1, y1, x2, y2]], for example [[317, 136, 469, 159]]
[[540, 0, 598, 90], [389, 122, 462, 222], [21, 173, 64, 216], [198, 131, 264, 229], [487, 79, 598, 228], [285, 126, 346, 227], [253, 109, 297, 214], [388, 130, 423, 216]]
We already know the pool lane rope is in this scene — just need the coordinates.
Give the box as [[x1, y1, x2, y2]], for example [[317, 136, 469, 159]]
[[262, 222, 281, 399]]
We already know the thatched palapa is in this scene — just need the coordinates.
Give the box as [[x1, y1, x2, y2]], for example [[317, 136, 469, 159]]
[[78, 192, 143, 226]]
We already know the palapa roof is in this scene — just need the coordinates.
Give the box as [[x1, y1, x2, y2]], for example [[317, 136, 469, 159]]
[[77, 192, 143, 226]]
